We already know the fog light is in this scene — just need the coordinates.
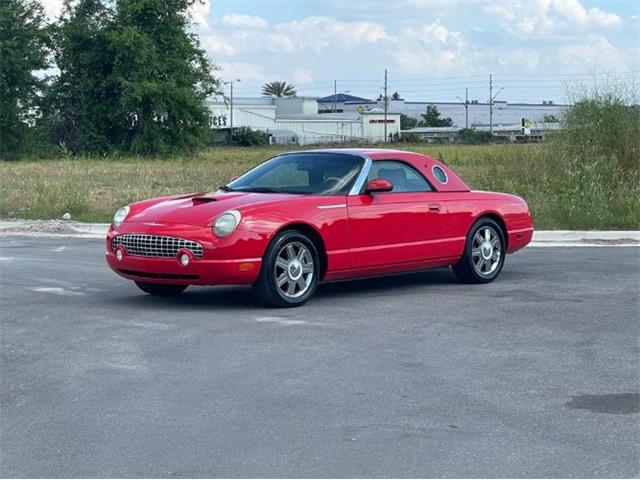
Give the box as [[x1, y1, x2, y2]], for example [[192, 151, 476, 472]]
[[116, 249, 123, 261], [180, 253, 190, 266]]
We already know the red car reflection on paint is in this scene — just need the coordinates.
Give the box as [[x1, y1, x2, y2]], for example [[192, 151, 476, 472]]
[[105, 149, 533, 307]]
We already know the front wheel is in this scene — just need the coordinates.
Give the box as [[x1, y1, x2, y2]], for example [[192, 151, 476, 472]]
[[452, 218, 506, 284], [135, 281, 188, 296], [253, 230, 320, 307]]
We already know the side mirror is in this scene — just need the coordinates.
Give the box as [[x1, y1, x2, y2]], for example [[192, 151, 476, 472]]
[[365, 178, 393, 194]]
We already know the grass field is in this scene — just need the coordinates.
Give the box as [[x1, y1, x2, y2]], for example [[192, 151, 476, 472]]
[[1, 144, 638, 229]]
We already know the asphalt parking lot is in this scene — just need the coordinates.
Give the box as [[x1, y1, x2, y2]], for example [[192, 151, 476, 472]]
[[1, 236, 639, 478]]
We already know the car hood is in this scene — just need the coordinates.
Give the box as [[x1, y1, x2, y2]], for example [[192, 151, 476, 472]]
[[126, 191, 299, 226]]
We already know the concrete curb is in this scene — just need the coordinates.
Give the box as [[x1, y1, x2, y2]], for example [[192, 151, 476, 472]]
[[0, 220, 638, 246]]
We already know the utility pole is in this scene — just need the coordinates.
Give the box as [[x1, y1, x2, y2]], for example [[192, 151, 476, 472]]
[[333, 79, 337, 113], [465, 87, 469, 129], [489, 74, 504, 135], [224, 78, 241, 140], [457, 87, 469, 129], [489, 74, 493, 135], [383, 68, 388, 142]]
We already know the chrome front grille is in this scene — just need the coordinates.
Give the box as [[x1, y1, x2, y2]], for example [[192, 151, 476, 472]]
[[112, 234, 204, 259]]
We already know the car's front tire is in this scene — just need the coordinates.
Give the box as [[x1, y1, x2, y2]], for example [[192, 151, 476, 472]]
[[452, 218, 506, 283], [135, 281, 188, 296], [253, 230, 320, 307]]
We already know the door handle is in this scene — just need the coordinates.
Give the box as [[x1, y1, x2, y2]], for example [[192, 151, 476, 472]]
[[428, 204, 441, 212]]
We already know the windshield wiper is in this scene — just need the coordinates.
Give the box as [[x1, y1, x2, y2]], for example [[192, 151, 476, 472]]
[[238, 187, 284, 193], [218, 184, 235, 192]]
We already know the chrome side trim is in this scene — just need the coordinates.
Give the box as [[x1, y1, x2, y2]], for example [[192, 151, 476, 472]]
[[348, 155, 372, 196], [317, 204, 347, 209]]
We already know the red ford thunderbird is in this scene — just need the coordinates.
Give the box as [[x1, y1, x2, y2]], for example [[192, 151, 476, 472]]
[[106, 148, 533, 307]]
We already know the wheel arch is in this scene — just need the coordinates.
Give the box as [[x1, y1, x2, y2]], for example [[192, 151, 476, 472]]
[[274, 222, 328, 280], [475, 212, 508, 250]]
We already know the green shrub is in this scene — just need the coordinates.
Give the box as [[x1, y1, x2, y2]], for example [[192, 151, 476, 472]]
[[458, 128, 495, 145], [231, 127, 268, 147], [559, 80, 639, 171]]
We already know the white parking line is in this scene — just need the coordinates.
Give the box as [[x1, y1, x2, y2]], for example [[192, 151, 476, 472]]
[[254, 316, 308, 326], [31, 287, 84, 296]]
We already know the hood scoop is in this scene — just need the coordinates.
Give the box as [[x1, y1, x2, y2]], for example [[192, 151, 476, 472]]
[[192, 196, 218, 205]]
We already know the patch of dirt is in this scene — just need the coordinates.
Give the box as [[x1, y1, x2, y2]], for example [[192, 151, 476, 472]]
[[0, 220, 79, 235]]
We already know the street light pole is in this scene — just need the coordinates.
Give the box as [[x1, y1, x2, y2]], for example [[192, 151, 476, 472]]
[[224, 78, 241, 140]]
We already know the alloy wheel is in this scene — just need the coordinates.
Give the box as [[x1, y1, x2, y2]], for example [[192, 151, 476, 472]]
[[471, 226, 502, 276], [274, 241, 315, 299]]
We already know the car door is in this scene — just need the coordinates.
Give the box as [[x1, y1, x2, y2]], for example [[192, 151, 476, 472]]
[[347, 160, 452, 269]]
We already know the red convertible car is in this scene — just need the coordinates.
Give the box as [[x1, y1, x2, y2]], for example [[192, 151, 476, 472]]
[[106, 148, 533, 307]]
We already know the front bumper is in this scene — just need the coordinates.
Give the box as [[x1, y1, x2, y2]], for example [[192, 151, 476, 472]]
[[105, 222, 263, 286]]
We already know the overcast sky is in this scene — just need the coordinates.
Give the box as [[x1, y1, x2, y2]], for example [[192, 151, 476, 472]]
[[42, 0, 639, 103]]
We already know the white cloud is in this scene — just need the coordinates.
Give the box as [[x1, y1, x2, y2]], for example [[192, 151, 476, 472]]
[[395, 21, 474, 73], [41, 0, 64, 21], [195, 5, 633, 102], [552, 35, 628, 72], [218, 62, 272, 83], [273, 16, 392, 52], [221, 14, 268, 29], [190, 0, 212, 30], [485, 0, 621, 37], [291, 68, 313, 83], [200, 33, 237, 56]]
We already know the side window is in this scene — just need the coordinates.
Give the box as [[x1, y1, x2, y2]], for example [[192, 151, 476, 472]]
[[367, 160, 432, 193]]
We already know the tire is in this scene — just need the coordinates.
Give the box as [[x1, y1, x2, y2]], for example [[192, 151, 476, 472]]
[[452, 218, 506, 284], [135, 281, 188, 296], [253, 230, 320, 308]]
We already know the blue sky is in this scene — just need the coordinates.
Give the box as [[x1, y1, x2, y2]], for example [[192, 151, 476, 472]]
[[44, 0, 640, 103]]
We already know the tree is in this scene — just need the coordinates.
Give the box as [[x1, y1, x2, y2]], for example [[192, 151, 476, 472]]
[[391, 91, 401, 100], [419, 105, 453, 127], [262, 81, 296, 97], [0, 0, 50, 157], [48, 0, 220, 155], [47, 0, 116, 154], [400, 114, 417, 130], [109, 0, 220, 154]]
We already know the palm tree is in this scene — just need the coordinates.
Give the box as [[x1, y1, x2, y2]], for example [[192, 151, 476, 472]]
[[262, 81, 296, 97]]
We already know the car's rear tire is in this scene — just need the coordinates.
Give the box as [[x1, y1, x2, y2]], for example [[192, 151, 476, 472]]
[[452, 218, 506, 284], [253, 230, 320, 308], [135, 281, 188, 296]]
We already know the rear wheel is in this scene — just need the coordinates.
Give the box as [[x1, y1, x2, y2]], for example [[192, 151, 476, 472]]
[[135, 281, 188, 296], [452, 218, 505, 284], [253, 230, 320, 307]]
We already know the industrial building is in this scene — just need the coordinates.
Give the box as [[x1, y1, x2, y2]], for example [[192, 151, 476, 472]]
[[315, 94, 569, 128], [208, 96, 400, 145], [208, 93, 568, 145]]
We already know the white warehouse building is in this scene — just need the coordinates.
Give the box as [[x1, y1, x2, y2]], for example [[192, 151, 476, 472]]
[[208, 96, 400, 145], [314, 93, 569, 128]]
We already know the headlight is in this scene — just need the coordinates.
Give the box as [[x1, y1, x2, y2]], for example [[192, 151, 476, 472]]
[[112, 206, 130, 228], [213, 210, 241, 237]]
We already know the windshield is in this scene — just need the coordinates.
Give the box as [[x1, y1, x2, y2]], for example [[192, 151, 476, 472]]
[[226, 153, 364, 195]]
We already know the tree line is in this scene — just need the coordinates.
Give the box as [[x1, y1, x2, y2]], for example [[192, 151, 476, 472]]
[[0, 0, 220, 158]]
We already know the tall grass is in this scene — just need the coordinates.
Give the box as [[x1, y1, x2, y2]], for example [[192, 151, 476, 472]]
[[1, 142, 637, 229]]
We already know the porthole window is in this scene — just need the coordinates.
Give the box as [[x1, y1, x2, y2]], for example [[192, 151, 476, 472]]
[[432, 165, 448, 184]]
